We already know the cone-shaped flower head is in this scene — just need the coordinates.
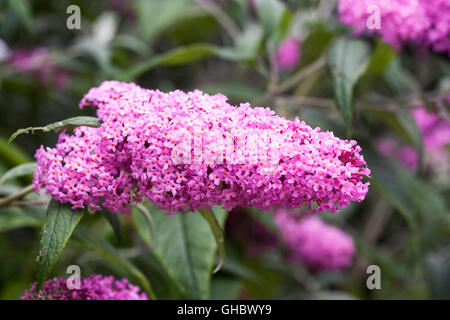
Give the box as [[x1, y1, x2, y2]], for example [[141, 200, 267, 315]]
[[338, 0, 450, 55], [34, 81, 370, 214]]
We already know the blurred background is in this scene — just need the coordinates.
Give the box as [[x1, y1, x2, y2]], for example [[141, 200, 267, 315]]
[[0, 0, 449, 300]]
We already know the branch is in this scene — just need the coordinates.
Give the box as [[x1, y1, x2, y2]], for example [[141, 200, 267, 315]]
[[194, 0, 240, 40], [255, 55, 326, 105], [0, 185, 35, 207]]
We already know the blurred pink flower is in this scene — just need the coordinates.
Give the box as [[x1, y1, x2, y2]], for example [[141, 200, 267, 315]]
[[277, 38, 301, 71], [376, 106, 450, 171], [398, 145, 419, 171], [375, 138, 396, 157], [10, 47, 70, 89], [412, 107, 450, 154], [275, 210, 355, 271]]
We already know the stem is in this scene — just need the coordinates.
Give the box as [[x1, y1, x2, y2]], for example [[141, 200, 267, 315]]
[[351, 200, 392, 283], [198, 208, 225, 274], [0, 185, 35, 207], [194, 0, 240, 40], [276, 95, 406, 112], [255, 55, 326, 105], [10, 200, 50, 206], [136, 203, 154, 244], [266, 41, 279, 93]]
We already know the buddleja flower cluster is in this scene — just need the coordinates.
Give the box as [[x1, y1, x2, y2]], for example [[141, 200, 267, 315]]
[[34, 81, 370, 214], [275, 210, 355, 271], [21, 275, 148, 300], [376, 105, 450, 171], [338, 0, 450, 55]]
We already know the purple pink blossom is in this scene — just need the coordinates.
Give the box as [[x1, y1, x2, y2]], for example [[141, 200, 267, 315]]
[[275, 210, 355, 271], [10, 47, 70, 89], [34, 81, 370, 214], [277, 38, 301, 71], [338, 0, 450, 55], [376, 107, 450, 171], [21, 275, 148, 300]]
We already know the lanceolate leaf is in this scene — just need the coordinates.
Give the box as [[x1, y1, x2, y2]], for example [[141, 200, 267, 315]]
[[0, 206, 43, 233], [102, 210, 122, 244], [365, 148, 449, 254], [132, 204, 155, 248], [199, 208, 225, 273], [328, 37, 373, 137], [36, 200, 84, 289], [0, 162, 37, 186], [372, 108, 424, 170], [9, 117, 101, 143], [121, 44, 251, 81], [255, 0, 286, 39], [145, 203, 227, 299]]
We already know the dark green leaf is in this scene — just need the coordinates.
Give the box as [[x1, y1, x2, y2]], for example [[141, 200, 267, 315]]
[[0, 206, 43, 233], [145, 203, 227, 299], [0, 162, 36, 186], [365, 148, 449, 254], [132, 253, 188, 299], [7, 0, 33, 33], [255, 0, 286, 39], [0, 136, 32, 166], [372, 109, 424, 169], [102, 210, 121, 244], [72, 225, 156, 299], [36, 200, 84, 289], [121, 44, 251, 81], [9, 117, 101, 143], [211, 276, 242, 300], [328, 37, 373, 137], [199, 208, 226, 273], [135, 0, 194, 43], [132, 204, 154, 248], [424, 254, 450, 300], [383, 57, 419, 94]]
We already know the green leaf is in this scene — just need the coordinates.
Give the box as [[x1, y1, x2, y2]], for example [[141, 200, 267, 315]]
[[327, 37, 373, 137], [144, 203, 227, 299], [0, 162, 36, 186], [199, 208, 225, 273], [121, 44, 251, 81], [132, 204, 154, 248], [365, 41, 396, 75], [7, 0, 33, 33], [383, 56, 419, 94], [132, 253, 188, 299], [255, 0, 286, 39], [36, 200, 84, 289], [211, 276, 243, 300], [0, 206, 43, 233], [71, 225, 156, 299], [0, 136, 32, 166], [135, 0, 195, 43], [424, 254, 450, 300], [102, 210, 121, 244], [235, 23, 264, 58], [365, 148, 449, 254], [9, 117, 101, 143], [372, 108, 424, 169]]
